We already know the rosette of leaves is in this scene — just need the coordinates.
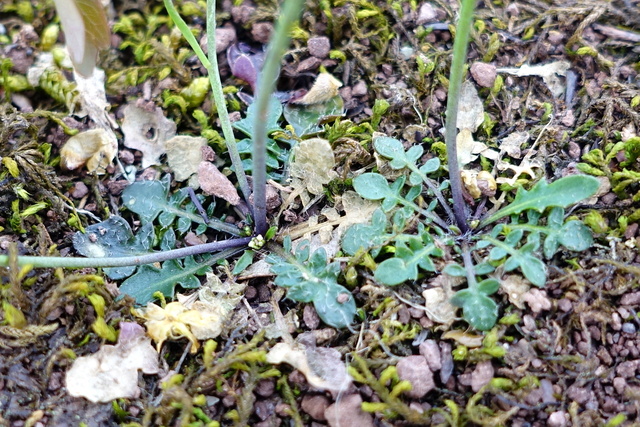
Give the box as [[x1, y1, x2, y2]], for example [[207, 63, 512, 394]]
[[268, 237, 356, 328], [345, 136, 601, 329]]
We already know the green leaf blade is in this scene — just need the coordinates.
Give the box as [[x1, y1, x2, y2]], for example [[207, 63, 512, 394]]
[[481, 175, 600, 227]]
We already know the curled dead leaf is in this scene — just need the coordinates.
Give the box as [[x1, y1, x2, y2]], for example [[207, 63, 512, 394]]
[[293, 73, 342, 105], [266, 342, 352, 393], [165, 135, 207, 183], [60, 128, 117, 174], [65, 322, 159, 403], [121, 103, 177, 168], [462, 170, 497, 199]]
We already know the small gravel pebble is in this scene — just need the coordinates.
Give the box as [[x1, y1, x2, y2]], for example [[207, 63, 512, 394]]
[[69, 182, 89, 199], [622, 322, 637, 334], [548, 411, 568, 427], [557, 298, 572, 312], [251, 22, 273, 44], [303, 305, 321, 329], [621, 292, 640, 306], [471, 360, 494, 392], [296, 56, 322, 72], [396, 356, 435, 398], [324, 394, 374, 427], [419, 340, 441, 371], [416, 3, 438, 25], [470, 62, 497, 88], [307, 36, 331, 58], [301, 394, 330, 421], [351, 80, 368, 97], [613, 377, 627, 395], [255, 378, 275, 397]]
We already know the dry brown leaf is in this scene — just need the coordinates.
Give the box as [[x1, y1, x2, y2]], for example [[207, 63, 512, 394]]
[[456, 81, 484, 132], [495, 158, 542, 185], [499, 131, 529, 159], [500, 274, 530, 309], [198, 161, 241, 205], [497, 61, 571, 98], [461, 170, 497, 199], [121, 103, 177, 168], [289, 137, 338, 207], [266, 342, 352, 393], [60, 128, 117, 174], [441, 330, 484, 348], [165, 135, 207, 183], [293, 72, 342, 105], [65, 322, 159, 403]]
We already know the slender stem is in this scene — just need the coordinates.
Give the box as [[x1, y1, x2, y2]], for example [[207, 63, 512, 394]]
[[397, 197, 449, 230], [444, 0, 476, 233], [164, 0, 251, 202], [460, 242, 478, 290], [206, 0, 251, 202], [409, 164, 456, 224], [0, 237, 251, 268], [252, 0, 305, 236], [164, 0, 211, 69]]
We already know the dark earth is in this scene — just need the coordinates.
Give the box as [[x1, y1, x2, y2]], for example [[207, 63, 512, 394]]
[[2, 0, 640, 426]]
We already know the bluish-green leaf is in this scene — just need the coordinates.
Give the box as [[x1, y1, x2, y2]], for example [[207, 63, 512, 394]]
[[375, 258, 409, 286], [122, 179, 170, 224], [268, 240, 356, 328], [443, 263, 466, 277], [118, 256, 213, 304], [283, 95, 343, 136], [481, 175, 600, 226], [313, 284, 356, 329], [477, 278, 500, 295], [232, 250, 254, 275], [353, 173, 390, 200], [72, 216, 155, 280], [558, 220, 593, 252], [341, 209, 388, 257], [233, 94, 283, 137], [374, 136, 407, 167]]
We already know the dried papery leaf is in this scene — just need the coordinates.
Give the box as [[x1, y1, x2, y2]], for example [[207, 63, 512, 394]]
[[461, 170, 497, 199], [441, 330, 484, 348], [476, 171, 497, 197], [422, 287, 457, 326], [134, 299, 224, 353], [74, 68, 112, 130], [286, 191, 378, 243], [496, 61, 570, 98], [500, 274, 529, 309], [65, 322, 159, 403], [60, 128, 117, 173], [290, 137, 338, 200], [292, 72, 342, 105], [456, 81, 484, 132], [457, 128, 489, 166], [495, 158, 542, 185], [421, 274, 462, 326], [266, 342, 352, 393], [462, 169, 482, 199], [121, 103, 177, 168], [52, 0, 110, 77], [198, 162, 241, 205], [165, 135, 207, 183], [499, 131, 529, 159]]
